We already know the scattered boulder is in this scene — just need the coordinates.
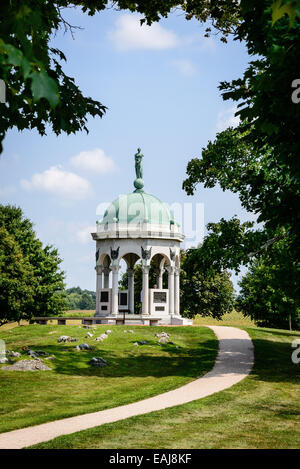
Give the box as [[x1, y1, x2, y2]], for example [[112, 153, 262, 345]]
[[158, 337, 169, 344], [96, 336, 104, 342], [105, 330, 112, 334], [86, 332, 94, 338], [79, 343, 92, 350], [133, 342, 139, 346], [156, 332, 170, 339], [27, 350, 40, 359], [128, 330, 134, 334], [89, 357, 108, 367], [0, 357, 8, 364], [98, 333, 108, 340], [140, 340, 148, 345], [7, 351, 21, 358], [57, 336, 78, 343], [2, 359, 51, 371]]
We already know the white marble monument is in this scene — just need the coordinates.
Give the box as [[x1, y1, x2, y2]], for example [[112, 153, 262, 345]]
[[91, 148, 192, 326]]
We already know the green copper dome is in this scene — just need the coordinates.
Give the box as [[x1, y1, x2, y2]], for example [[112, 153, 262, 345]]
[[99, 148, 177, 227], [100, 191, 174, 226]]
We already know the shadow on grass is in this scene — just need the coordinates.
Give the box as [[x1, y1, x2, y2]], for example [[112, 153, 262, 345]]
[[12, 339, 217, 380]]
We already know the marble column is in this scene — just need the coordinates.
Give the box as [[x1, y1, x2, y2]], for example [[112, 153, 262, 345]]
[[111, 265, 120, 315], [166, 265, 175, 316], [127, 268, 135, 314], [156, 267, 164, 289], [95, 265, 103, 315], [103, 267, 110, 288], [174, 267, 180, 316], [142, 265, 150, 315]]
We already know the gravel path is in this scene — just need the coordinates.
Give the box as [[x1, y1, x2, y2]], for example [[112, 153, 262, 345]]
[[0, 325, 254, 449]]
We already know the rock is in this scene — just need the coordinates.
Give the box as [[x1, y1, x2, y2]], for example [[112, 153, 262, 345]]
[[22, 346, 29, 351], [2, 359, 51, 371], [45, 356, 54, 361], [86, 332, 94, 338], [128, 330, 134, 334], [0, 357, 8, 364], [27, 350, 40, 359], [133, 342, 139, 346], [105, 330, 112, 334], [156, 332, 170, 339], [57, 336, 77, 343], [57, 335, 71, 343], [96, 336, 104, 342], [8, 351, 21, 358], [98, 333, 108, 340], [36, 350, 49, 356], [89, 357, 108, 367], [140, 340, 147, 345], [158, 337, 169, 344], [75, 345, 81, 351], [79, 343, 92, 350]]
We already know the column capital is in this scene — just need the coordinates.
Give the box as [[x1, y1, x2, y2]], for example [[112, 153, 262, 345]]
[[95, 265, 103, 274], [127, 267, 135, 276], [111, 264, 120, 273], [174, 267, 181, 275], [103, 266, 111, 275], [165, 265, 175, 274]]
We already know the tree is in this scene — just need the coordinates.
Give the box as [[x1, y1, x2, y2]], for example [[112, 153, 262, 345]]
[[65, 286, 96, 310], [119, 249, 234, 319], [180, 248, 235, 319], [0, 0, 266, 154], [236, 236, 300, 330], [0, 226, 36, 325], [0, 204, 67, 324]]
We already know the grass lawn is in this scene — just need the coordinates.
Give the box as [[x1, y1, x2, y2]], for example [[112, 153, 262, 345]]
[[0, 324, 217, 433], [193, 309, 256, 328], [30, 326, 300, 449]]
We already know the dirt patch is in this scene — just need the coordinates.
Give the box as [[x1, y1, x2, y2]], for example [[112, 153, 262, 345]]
[[2, 359, 51, 371]]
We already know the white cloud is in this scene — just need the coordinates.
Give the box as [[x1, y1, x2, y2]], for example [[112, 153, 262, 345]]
[[70, 148, 115, 174], [171, 59, 196, 77], [108, 14, 178, 51], [76, 225, 96, 244], [21, 165, 92, 200], [216, 106, 240, 133]]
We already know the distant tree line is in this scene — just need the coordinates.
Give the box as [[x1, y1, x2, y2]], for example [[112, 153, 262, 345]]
[[66, 286, 96, 311]]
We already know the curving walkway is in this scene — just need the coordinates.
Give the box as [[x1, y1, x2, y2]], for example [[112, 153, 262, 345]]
[[0, 326, 254, 449]]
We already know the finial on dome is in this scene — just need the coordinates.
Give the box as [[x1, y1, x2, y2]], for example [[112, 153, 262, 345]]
[[134, 147, 144, 192]]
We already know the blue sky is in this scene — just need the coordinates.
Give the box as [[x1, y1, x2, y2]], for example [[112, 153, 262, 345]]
[[0, 7, 253, 291]]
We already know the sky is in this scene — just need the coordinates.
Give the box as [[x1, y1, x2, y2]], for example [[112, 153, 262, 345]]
[[0, 7, 253, 291]]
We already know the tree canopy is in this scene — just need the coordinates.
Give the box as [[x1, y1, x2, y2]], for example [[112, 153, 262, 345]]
[[0, 205, 67, 325]]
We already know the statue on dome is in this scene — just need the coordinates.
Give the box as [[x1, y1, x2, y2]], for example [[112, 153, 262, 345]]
[[135, 148, 143, 179]]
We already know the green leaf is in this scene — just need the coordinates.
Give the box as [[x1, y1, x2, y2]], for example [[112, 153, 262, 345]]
[[30, 70, 59, 107], [271, 0, 296, 26]]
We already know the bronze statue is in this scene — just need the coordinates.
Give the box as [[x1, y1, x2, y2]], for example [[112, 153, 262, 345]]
[[135, 148, 143, 180]]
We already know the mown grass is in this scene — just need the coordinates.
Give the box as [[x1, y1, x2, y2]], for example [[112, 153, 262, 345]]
[[193, 309, 256, 328], [30, 326, 300, 449], [0, 324, 217, 433]]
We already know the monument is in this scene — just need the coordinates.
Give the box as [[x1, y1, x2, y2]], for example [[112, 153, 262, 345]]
[[91, 149, 192, 325]]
